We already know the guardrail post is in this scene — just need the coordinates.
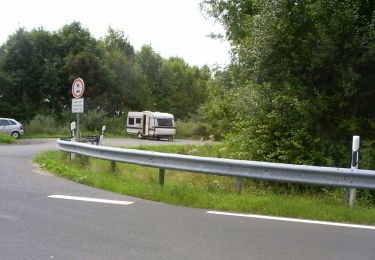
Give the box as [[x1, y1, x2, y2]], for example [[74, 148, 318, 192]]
[[111, 161, 116, 173], [347, 135, 360, 207], [236, 177, 242, 194], [159, 168, 165, 186]]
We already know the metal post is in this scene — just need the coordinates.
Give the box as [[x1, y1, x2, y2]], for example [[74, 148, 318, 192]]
[[347, 136, 360, 207], [236, 177, 242, 194], [76, 113, 80, 138], [159, 168, 165, 186], [111, 161, 116, 172]]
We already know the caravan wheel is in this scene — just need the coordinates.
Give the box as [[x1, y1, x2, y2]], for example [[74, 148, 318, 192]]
[[137, 133, 142, 139]]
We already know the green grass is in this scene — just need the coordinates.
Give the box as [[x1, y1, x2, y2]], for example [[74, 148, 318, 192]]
[[0, 133, 16, 144], [34, 146, 375, 225]]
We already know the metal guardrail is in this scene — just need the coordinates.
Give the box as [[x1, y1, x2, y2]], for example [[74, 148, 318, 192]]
[[56, 139, 375, 190]]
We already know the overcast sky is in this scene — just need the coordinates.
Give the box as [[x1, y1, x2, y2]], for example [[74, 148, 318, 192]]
[[0, 0, 230, 67]]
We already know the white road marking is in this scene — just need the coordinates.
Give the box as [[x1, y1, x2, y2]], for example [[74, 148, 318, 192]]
[[48, 195, 134, 205], [206, 211, 375, 230]]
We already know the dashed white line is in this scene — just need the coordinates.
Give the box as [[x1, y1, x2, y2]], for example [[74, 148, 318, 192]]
[[206, 211, 375, 230], [48, 195, 134, 205]]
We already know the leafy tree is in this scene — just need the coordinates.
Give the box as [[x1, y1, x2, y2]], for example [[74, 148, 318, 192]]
[[100, 29, 151, 113], [0, 28, 37, 120], [135, 45, 163, 110], [104, 28, 135, 58], [203, 0, 375, 167], [0, 23, 211, 123], [156, 57, 209, 119]]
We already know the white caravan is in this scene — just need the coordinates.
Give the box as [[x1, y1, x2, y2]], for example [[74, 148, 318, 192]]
[[126, 111, 176, 140]]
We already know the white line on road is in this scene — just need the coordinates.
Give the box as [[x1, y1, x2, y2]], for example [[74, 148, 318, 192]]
[[48, 195, 134, 205], [206, 211, 375, 230]]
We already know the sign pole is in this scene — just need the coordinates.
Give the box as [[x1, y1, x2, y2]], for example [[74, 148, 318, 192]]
[[77, 113, 80, 138]]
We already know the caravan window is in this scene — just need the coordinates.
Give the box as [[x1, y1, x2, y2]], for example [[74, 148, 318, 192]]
[[136, 118, 141, 124], [157, 118, 173, 127], [128, 118, 135, 125]]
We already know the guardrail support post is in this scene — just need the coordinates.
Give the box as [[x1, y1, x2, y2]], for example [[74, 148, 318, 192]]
[[236, 177, 242, 194], [111, 161, 116, 173], [347, 135, 360, 207], [159, 168, 165, 186]]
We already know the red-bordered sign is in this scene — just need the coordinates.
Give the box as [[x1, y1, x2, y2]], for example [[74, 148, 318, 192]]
[[72, 78, 85, 98]]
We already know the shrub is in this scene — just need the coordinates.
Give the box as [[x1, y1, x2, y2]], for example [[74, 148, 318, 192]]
[[104, 116, 127, 137], [176, 120, 210, 140], [81, 110, 106, 132], [26, 114, 59, 135]]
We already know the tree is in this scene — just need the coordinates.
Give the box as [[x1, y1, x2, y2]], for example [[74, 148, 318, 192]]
[[100, 29, 151, 113], [0, 28, 37, 120], [156, 57, 209, 119], [203, 0, 375, 167], [0, 23, 211, 122]]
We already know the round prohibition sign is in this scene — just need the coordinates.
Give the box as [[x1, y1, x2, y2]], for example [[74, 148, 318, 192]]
[[72, 78, 85, 98]]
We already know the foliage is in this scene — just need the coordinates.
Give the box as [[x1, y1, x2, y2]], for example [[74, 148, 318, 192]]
[[175, 120, 210, 139], [104, 115, 127, 137], [0, 23, 210, 122], [25, 114, 60, 135], [202, 0, 375, 167], [80, 109, 106, 132]]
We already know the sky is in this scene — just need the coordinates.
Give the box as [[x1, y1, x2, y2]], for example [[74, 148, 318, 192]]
[[0, 0, 231, 67]]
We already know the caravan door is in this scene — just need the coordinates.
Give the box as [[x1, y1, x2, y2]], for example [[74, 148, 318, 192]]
[[142, 114, 149, 136]]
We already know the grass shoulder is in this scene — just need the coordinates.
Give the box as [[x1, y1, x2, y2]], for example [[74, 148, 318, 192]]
[[0, 133, 16, 144], [34, 144, 375, 225]]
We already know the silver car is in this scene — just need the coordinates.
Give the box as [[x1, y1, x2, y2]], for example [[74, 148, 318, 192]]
[[0, 118, 24, 138]]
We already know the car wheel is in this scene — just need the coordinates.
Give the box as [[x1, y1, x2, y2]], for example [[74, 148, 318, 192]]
[[11, 131, 20, 139]]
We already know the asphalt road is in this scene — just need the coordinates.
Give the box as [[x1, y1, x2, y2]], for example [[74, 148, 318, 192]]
[[1, 138, 374, 259]]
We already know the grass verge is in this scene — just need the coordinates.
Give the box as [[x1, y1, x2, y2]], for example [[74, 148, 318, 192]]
[[34, 145, 375, 225], [0, 133, 16, 144]]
